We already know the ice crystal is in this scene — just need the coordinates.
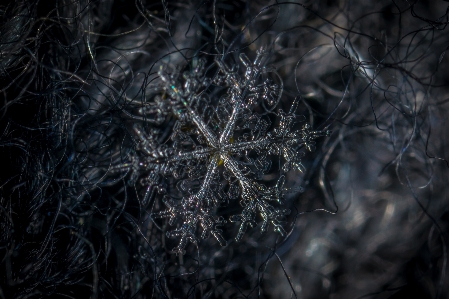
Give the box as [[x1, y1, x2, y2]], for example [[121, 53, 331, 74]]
[[113, 48, 330, 254]]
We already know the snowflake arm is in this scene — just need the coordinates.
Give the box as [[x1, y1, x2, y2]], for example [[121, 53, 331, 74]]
[[223, 155, 290, 241]]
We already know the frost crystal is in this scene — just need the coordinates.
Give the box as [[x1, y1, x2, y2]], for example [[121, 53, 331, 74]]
[[114, 48, 330, 254]]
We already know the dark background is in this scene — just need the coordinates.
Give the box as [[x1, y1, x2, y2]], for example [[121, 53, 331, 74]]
[[1, 0, 448, 298]]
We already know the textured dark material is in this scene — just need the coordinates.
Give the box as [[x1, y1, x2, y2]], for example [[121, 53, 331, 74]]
[[0, 1, 448, 298]]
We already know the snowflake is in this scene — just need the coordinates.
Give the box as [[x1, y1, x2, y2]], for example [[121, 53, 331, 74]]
[[113, 48, 330, 254]]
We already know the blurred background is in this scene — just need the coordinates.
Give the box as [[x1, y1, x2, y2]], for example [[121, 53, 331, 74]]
[[1, 0, 448, 298]]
